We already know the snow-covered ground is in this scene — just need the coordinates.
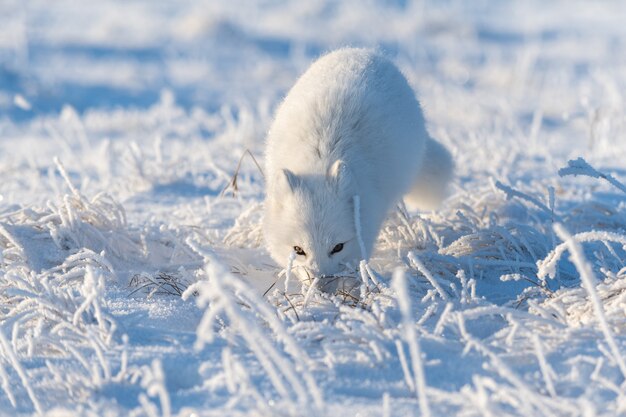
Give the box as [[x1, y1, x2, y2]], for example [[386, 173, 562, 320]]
[[1, 1, 626, 415]]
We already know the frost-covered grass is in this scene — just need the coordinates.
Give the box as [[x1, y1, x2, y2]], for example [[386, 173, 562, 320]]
[[1, 0, 626, 416]]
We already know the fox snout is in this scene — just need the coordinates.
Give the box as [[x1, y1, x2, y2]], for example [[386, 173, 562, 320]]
[[299, 260, 332, 281], [303, 258, 350, 281], [304, 262, 322, 280]]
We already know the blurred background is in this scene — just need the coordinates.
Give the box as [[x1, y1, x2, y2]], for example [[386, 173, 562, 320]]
[[2, 0, 625, 129]]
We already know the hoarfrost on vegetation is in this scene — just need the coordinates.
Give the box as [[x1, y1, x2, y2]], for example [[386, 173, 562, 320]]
[[1, 0, 626, 416]]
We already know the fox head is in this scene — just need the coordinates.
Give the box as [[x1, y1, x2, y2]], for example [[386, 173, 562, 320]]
[[263, 160, 362, 280]]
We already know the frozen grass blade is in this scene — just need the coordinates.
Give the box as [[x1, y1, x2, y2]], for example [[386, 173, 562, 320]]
[[303, 276, 320, 307], [559, 157, 626, 194], [494, 180, 560, 220], [395, 339, 414, 392], [220, 149, 265, 197], [392, 268, 431, 417], [408, 251, 448, 301], [532, 334, 556, 398], [284, 251, 296, 293], [140, 360, 171, 417], [553, 223, 626, 378], [0, 327, 43, 415], [53, 157, 81, 198], [353, 195, 368, 260], [538, 230, 626, 280]]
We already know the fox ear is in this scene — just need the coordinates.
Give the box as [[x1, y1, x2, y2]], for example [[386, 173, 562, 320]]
[[278, 168, 301, 193], [328, 160, 352, 192]]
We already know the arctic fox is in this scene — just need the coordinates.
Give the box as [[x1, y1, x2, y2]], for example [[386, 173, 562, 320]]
[[263, 48, 453, 279]]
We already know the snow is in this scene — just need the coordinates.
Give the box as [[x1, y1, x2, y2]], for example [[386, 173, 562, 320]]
[[1, 0, 626, 416]]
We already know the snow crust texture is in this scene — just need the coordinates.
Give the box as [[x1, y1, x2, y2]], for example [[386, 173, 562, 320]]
[[1, 1, 626, 416]]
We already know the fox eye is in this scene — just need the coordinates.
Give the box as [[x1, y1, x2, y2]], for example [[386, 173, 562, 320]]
[[293, 246, 306, 256], [330, 243, 344, 255]]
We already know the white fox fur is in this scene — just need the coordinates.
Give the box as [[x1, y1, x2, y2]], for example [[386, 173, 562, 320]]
[[263, 48, 453, 278]]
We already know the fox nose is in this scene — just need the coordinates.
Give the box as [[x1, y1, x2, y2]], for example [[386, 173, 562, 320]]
[[306, 264, 337, 280], [306, 265, 320, 278], [305, 260, 324, 278]]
